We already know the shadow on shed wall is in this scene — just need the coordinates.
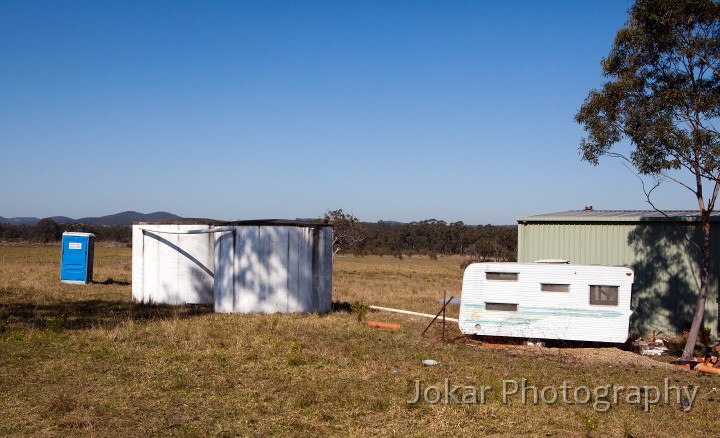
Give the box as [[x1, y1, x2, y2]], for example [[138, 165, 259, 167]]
[[627, 221, 716, 336]]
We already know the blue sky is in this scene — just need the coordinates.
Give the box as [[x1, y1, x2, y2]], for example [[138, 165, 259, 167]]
[[1, 0, 701, 224]]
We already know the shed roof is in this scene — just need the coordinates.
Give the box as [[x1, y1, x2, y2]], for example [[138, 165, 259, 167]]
[[517, 210, 720, 224]]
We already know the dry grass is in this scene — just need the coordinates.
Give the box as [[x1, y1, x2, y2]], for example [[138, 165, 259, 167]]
[[0, 248, 718, 437], [334, 254, 463, 318]]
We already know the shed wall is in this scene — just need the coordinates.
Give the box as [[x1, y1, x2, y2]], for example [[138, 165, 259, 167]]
[[517, 221, 720, 337]]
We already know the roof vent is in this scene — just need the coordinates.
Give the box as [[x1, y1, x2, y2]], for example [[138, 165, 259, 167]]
[[584, 205, 593, 211]]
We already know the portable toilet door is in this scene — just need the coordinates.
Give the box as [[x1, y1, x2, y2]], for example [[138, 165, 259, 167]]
[[60, 232, 95, 284]]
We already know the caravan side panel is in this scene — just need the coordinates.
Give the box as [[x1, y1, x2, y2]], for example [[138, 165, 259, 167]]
[[458, 263, 634, 343]]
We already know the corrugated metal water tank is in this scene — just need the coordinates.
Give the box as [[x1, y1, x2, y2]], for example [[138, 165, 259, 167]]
[[132, 219, 333, 313], [132, 223, 215, 305]]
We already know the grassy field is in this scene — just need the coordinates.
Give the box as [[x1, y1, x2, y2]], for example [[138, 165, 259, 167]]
[[1, 246, 718, 437]]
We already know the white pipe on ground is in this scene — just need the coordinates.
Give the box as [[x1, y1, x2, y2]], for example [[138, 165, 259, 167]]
[[369, 305, 459, 323]]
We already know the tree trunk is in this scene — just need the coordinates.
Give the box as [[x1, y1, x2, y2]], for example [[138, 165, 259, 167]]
[[682, 213, 711, 360]]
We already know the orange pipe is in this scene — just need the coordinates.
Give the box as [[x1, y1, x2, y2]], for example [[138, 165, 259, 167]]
[[695, 364, 720, 375], [368, 320, 401, 330]]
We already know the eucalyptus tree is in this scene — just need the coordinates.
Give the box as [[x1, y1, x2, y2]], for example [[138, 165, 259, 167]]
[[323, 209, 365, 256], [576, 0, 720, 358]]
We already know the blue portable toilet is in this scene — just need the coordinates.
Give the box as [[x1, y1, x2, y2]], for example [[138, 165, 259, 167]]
[[60, 232, 95, 284]]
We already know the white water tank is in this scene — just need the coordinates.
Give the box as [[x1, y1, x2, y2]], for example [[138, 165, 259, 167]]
[[132, 219, 333, 314], [132, 222, 216, 305]]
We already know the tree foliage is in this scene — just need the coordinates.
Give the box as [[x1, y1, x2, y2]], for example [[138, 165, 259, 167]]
[[34, 218, 61, 243], [322, 210, 516, 260], [577, 0, 720, 178], [576, 0, 720, 358], [358, 220, 516, 261], [323, 209, 366, 256]]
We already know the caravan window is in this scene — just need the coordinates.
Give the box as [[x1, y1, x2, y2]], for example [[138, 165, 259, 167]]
[[541, 283, 570, 293], [486, 272, 519, 281], [485, 303, 518, 312], [589, 285, 619, 306]]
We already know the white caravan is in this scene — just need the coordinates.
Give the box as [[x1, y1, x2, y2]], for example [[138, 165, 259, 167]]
[[458, 263, 634, 343]]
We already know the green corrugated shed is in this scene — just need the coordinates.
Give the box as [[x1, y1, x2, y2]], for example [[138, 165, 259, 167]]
[[517, 210, 720, 337]]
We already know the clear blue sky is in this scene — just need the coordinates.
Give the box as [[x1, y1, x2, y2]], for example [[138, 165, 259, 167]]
[[1, 0, 700, 224]]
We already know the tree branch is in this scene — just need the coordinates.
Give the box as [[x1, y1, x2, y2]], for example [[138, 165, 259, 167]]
[[707, 176, 720, 212], [631, 168, 703, 254], [697, 52, 720, 77], [606, 151, 699, 194]]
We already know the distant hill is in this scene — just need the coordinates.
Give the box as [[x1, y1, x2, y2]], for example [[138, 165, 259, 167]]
[[75, 211, 180, 226], [49, 216, 75, 224], [0, 211, 180, 226], [0, 216, 42, 226]]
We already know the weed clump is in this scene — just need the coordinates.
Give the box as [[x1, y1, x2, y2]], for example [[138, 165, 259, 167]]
[[286, 341, 305, 366], [350, 301, 368, 322]]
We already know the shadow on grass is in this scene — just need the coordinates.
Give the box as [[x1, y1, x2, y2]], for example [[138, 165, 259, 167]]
[[0, 300, 214, 331], [465, 334, 633, 350], [93, 277, 131, 286], [0, 299, 376, 332], [332, 301, 352, 313]]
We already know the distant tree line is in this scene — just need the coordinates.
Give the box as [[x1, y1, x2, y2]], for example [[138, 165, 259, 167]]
[[0, 219, 131, 243], [323, 210, 517, 261], [2, 214, 518, 261], [358, 220, 517, 261]]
